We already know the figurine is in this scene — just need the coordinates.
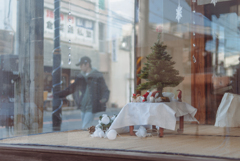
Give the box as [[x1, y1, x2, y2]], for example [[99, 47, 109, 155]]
[[136, 94, 142, 102], [150, 96, 155, 103], [177, 90, 182, 102], [142, 91, 150, 102], [132, 94, 137, 102]]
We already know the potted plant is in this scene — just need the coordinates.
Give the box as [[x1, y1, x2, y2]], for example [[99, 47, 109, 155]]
[[137, 32, 184, 102]]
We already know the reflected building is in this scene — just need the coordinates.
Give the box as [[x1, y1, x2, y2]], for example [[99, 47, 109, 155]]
[[0, 0, 135, 109]]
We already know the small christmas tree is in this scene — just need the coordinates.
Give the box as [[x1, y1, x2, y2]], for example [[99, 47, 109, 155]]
[[137, 32, 184, 97]]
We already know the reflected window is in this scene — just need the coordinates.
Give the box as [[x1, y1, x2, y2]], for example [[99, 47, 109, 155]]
[[99, 23, 105, 52], [68, 25, 74, 33], [60, 24, 64, 32], [77, 28, 84, 36], [46, 21, 53, 29]]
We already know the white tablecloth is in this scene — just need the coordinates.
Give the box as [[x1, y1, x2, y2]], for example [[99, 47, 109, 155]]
[[109, 102, 198, 131], [215, 93, 240, 127]]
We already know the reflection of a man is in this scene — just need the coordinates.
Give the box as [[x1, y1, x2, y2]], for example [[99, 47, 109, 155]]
[[55, 56, 110, 129]]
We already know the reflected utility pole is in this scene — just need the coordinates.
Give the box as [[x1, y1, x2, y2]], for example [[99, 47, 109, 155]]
[[52, 0, 62, 131], [15, 0, 44, 135]]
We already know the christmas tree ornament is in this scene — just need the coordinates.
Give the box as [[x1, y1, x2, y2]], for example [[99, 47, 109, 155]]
[[211, 0, 218, 6], [137, 32, 184, 101], [106, 129, 117, 140], [176, 0, 182, 23]]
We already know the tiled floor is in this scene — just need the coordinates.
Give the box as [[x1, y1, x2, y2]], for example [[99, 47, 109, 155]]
[[0, 124, 240, 159]]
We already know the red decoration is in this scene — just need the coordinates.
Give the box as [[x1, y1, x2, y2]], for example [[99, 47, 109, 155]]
[[151, 91, 159, 97], [177, 90, 182, 102], [132, 93, 137, 102], [143, 92, 149, 101]]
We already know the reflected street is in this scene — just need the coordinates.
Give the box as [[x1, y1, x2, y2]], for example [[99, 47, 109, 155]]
[[0, 107, 121, 139]]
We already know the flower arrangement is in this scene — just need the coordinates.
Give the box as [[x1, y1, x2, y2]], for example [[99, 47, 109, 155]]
[[90, 114, 118, 140], [96, 114, 117, 131], [88, 114, 117, 137]]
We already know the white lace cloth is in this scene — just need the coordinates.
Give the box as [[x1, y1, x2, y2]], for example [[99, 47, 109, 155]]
[[109, 102, 198, 131]]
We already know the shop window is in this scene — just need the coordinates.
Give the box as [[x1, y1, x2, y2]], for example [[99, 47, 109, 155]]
[[1, 0, 240, 160]]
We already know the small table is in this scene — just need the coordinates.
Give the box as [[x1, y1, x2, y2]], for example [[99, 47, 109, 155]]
[[109, 102, 198, 137], [129, 116, 184, 137]]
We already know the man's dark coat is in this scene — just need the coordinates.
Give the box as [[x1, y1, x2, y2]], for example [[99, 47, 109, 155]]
[[55, 70, 110, 113]]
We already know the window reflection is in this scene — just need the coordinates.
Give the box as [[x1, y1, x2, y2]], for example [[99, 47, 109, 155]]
[[0, 0, 240, 159]]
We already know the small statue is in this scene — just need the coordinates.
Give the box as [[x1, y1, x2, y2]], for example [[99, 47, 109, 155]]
[[132, 94, 137, 102], [136, 94, 142, 102], [177, 90, 182, 102], [150, 96, 155, 103], [142, 91, 150, 102]]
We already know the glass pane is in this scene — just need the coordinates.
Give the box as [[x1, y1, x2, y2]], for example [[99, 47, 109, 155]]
[[0, 0, 135, 136], [0, 0, 240, 160]]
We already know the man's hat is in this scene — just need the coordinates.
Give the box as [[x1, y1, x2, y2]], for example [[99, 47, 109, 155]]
[[76, 56, 91, 66]]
